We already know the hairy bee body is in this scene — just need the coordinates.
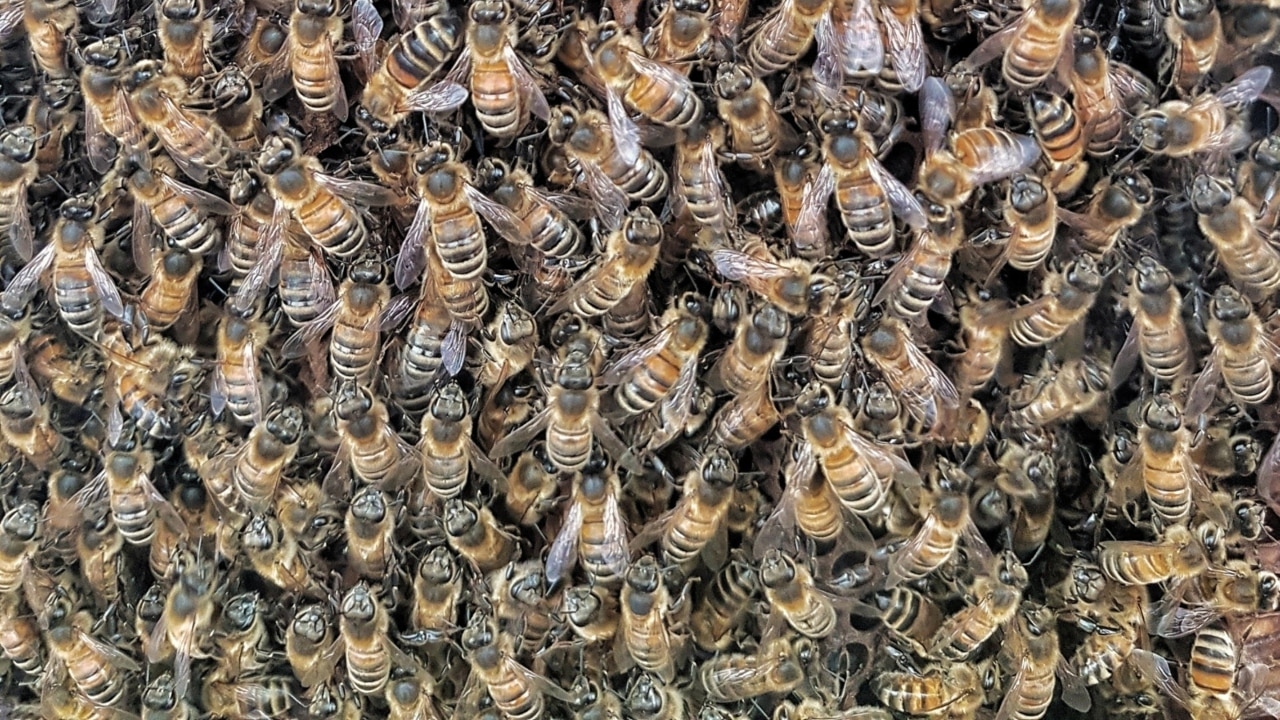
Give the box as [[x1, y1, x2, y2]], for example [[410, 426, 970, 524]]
[[361, 12, 462, 127]]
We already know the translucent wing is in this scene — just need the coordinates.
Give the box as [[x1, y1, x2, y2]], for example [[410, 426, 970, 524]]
[[314, 174, 399, 206], [597, 489, 631, 579], [84, 103, 117, 176], [887, 337, 961, 430], [85, 247, 125, 319], [490, 406, 552, 458], [919, 76, 953, 153], [379, 293, 416, 331], [404, 80, 469, 114], [961, 130, 1041, 185], [230, 207, 287, 314], [1217, 66, 1273, 108], [154, 96, 218, 185], [282, 301, 342, 359], [574, 158, 627, 231], [648, 357, 699, 450], [132, 200, 158, 277], [396, 199, 431, 291], [813, 12, 843, 89], [159, 174, 238, 215], [353, 0, 383, 80], [8, 180, 32, 261], [600, 323, 677, 384], [836, 0, 883, 76], [1183, 347, 1223, 421], [605, 86, 642, 166], [464, 184, 532, 247], [0, 1, 23, 39], [796, 163, 836, 237], [2, 243, 54, 313], [882, 6, 925, 92], [869, 158, 926, 229], [546, 499, 583, 585], [505, 46, 549, 122], [442, 321, 466, 376]]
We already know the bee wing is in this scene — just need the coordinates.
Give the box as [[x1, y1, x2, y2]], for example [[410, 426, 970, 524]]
[[1109, 319, 1141, 391], [69, 471, 109, 514], [869, 158, 926, 229], [628, 50, 697, 100], [840, 418, 922, 487], [282, 301, 341, 359], [1128, 648, 1191, 710], [320, 34, 349, 122], [230, 217, 286, 315], [963, 130, 1041, 185], [9, 180, 32, 261], [599, 486, 631, 578], [404, 80, 469, 114], [1216, 66, 1273, 108], [396, 199, 432, 290], [466, 439, 507, 484], [353, 0, 383, 81], [795, 162, 836, 236], [648, 357, 700, 451], [1184, 347, 1224, 421], [712, 247, 793, 282], [464, 184, 532, 247], [151, 98, 216, 185], [605, 85, 643, 167], [573, 158, 628, 231], [993, 655, 1032, 720], [884, 514, 941, 587], [881, 5, 925, 92], [507, 658, 577, 704], [813, 12, 844, 89], [0, 2, 22, 39], [314, 173, 399, 207], [442, 45, 472, 86], [600, 323, 677, 385], [490, 405, 552, 458], [533, 187, 596, 220], [379, 293, 417, 332], [753, 442, 811, 558], [592, 416, 645, 475], [918, 76, 953, 153], [158, 174, 238, 215], [886, 337, 961, 430], [76, 625, 141, 673], [1, 242, 54, 314], [546, 499, 584, 586], [443, 321, 467, 376], [504, 46, 549, 122], [85, 247, 125, 320], [835, 0, 883, 75], [132, 199, 158, 277], [871, 241, 921, 310]]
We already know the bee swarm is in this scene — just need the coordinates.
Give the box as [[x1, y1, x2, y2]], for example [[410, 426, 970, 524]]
[[0, 0, 1279, 718]]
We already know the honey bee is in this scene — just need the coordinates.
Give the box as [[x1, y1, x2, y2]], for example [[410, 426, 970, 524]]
[[209, 65, 264, 149], [1009, 256, 1103, 348], [1068, 31, 1135, 160], [1134, 66, 1271, 157], [42, 589, 141, 708], [423, 237, 490, 327], [0, 593, 44, 677], [146, 551, 215, 700], [500, 443, 560, 526], [994, 603, 1065, 720], [771, 138, 830, 259], [862, 317, 962, 434], [444, 0, 550, 138], [213, 591, 272, 681], [1099, 523, 1210, 586], [759, 549, 836, 638], [471, 158, 588, 266], [443, 498, 518, 572], [1025, 92, 1087, 198], [460, 613, 573, 720], [343, 486, 396, 581], [25, 77, 80, 185], [476, 302, 538, 392], [0, 502, 40, 597], [545, 456, 630, 586], [1187, 286, 1278, 416], [887, 458, 991, 585], [242, 512, 318, 594], [286, 603, 342, 688], [1057, 170, 1153, 258], [78, 35, 143, 175], [72, 430, 184, 547], [251, 134, 396, 264], [997, 175, 1057, 275], [873, 651, 991, 718], [713, 63, 785, 171], [385, 661, 440, 720], [961, 0, 1080, 91], [745, 0, 831, 77], [562, 584, 620, 645], [418, 380, 503, 501], [285, 253, 396, 387], [699, 635, 810, 702], [26, 330, 99, 406], [138, 248, 201, 331], [390, 295, 467, 410], [1162, 0, 1221, 94], [283, 0, 348, 120], [341, 582, 406, 696], [927, 552, 1027, 660], [100, 326, 203, 442], [21, 0, 76, 80], [618, 555, 678, 680], [156, 0, 210, 80], [396, 143, 489, 289], [547, 106, 669, 211], [1115, 256, 1191, 388], [124, 60, 233, 185], [805, 109, 927, 258], [710, 242, 827, 317], [915, 77, 1042, 210], [1, 195, 124, 342], [588, 21, 701, 147], [202, 675, 299, 719], [357, 10, 466, 130], [0, 126, 37, 261], [75, 502, 126, 606], [216, 406, 305, 515], [407, 546, 462, 641], [644, 0, 713, 63], [143, 671, 198, 720], [122, 155, 235, 270], [0, 381, 65, 469], [863, 586, 944, 655], [331, 383, 421, 492], [624, 673, 686, 720], [491, 559, 557, 656], [874, 199, 967, 323], [877, 0, 927, 92], [209, 309, 269, 426], [671, 118, 732, 245], [689, 552, 758, 652], [1007, 353, 1110, 429], [1192, 174, 1280, 301], [950, 286, 1011, 399], [226, 169, 284, 285], [543, 208, 662, 320]]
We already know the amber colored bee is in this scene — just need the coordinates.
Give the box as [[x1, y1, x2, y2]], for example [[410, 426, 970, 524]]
[[1007, 353, 1110, 430], [444, 0, 549, 138], [1058, 170, 1153, 257], [390, 295, 466, 411], [404, 545, 462, 645], [862, 317, 962, 434], [138, 248, 201, 332], [671, 118, 732, 245], [874, 651, 993, 717], [418, 381, 503, 503], [604, 291, 707, 435], [1066, 32, 1135, 161], [545, 457, 630, 587], [643, 0, 712, 63], [124, 61, 232, 185], [471, 158, 588, 265], [1134, 67, 1271, 157], [1025, 92, 1088, 198], [1009, 256, 1102, 348], [477, 301, 539, 391], [928, 552, 1027, 660], [713, 63, 785, 172], [618, 555, 677, 680], [962, 0, 1080, 91], [202, 675, 299, 719], [78, 36, 143, 175], [491, 559, 556, 656], [209, 65, 264, 149], [122, 155, 234, 267], [24, 77, 79, 185], [99, 326, 203, 442], [0, 381, 64, 469], [242, 511, 318, 594], [396, 143, 489, 289], [0, 593, 44, 677], [42, 589, 141, 708], [341, 582, 405, 697], [341, 485, 395, 583], [209, 406, 304, 515], [1099, 523, 1210, 586], [687, 552, 758, 652], [1162, 0, 1221, 94], [332, 382, 422, 492], [156, 0, 210, 80], [73, 430, 184, 547], [75, 503, 126, 606], [280, 0, 348, 120], [0, 502, 40, 597], [700, 635, 811, 702], [226, 169, 283, 285], [1116, 256, 1192, 387], [461, 613, 573, 720], [1191, 174, 1280, 301], [744, 0, 831, 77], [759, 549, 836, 638], [0, 126, 37, 261], [1, 195, 124, 342], [998, 174, 1057, 273], [144, 551, 215, 700], [1188, 286, 1278, 415], [562, 584, 620, 645], [357, 10, 466, 130], [588, 20, 701, 139], [544, 208, 662, 320], [211, 591, 272, 681], [771, 138, 829, 259], [26, 330, 98, 406], [547, 106, 668, 210], [499, 443, 559, 527], [284, 253, 394, 387], [423, 236, 491, 327], [887, 458, 989, 585], [710, 241, 830, 317], [286, 603, 342, 688], [443, 498, 518, 573], [209, 309, 269, 426]]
